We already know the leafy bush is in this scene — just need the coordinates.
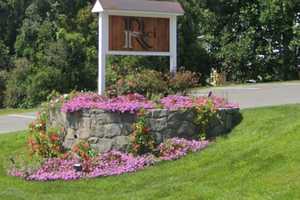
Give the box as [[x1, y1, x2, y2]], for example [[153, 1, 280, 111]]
[[107, 69, 169, 98], [4, 58, 64, 108], [168, 70, 200, 94], [107, 68, 200, 98], [26, 67, 63, 106], [4, 58, 32, 108]]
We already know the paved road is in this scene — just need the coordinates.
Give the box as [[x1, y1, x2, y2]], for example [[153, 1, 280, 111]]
[[190, 82, 300, 109], [0, 112, 36, 134]]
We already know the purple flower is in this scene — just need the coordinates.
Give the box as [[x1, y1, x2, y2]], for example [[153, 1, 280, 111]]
[[160, 95, 194, 110], [160, 95, 239, 110], [61, 93, 239, 113], [9, 138, 209, 181], [61, 93, 154, 113], [159, 138, 209, 161]]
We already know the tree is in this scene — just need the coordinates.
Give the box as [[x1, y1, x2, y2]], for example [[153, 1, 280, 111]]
[[0, 40, 10, 69]]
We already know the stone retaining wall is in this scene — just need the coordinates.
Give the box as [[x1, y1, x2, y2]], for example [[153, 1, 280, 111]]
[[49, 108, 241, 153]]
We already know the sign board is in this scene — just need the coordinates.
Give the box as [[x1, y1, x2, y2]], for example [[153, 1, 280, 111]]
[[109, 16, 170, 52], [92, 0, 184, 95]]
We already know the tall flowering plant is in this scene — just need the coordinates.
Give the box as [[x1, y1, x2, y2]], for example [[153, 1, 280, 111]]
[[130, 110, 156, 155], [28, 111, 47, 133], [27, 128, 65, 158], [28, 110, 65, 158], [193, 100, 217, 139], [72, 141, 97, 172], [72, 141, 96, 161]]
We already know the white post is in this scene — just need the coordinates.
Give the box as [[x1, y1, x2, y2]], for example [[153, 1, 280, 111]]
[[98, 13, 108, 95], [169, 16, 177, 74]]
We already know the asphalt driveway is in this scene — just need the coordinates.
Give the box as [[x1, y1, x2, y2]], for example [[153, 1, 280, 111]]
[[0, 112, 36, 134], [190, 81, 300, 109]]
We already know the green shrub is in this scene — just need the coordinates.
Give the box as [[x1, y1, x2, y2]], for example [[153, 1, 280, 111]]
[[168, 70, 200, 94], [4, 58, 32, 108], [107, 68, 200, 98], [26, 67, 62, 106], [107, 69, 169, 98], [4, 57, 63, 108]]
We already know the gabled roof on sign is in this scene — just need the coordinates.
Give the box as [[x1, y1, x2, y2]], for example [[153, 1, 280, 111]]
[[92, 0, 184, 15]]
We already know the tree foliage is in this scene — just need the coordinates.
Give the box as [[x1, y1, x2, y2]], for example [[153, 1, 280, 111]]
[[0, 0, 299, 107]]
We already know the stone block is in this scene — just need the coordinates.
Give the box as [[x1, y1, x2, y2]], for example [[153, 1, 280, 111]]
[[66, 111, 82, 129], [148, 109, 169, 118], [152, 131, 163, 144], [113, 136, 130, 152], [79, 117, 91, 129], [148, 117, 168, 132], [90, 126, 105, 138], [88, 137, 99, 144], [102, 123, 123, 138], [92, 138, 113, 153], [77, 128, 91, 139], [177, 121, 198, 139], [122, 123, 133, 136]]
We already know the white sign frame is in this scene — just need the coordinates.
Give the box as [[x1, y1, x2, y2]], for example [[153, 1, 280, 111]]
[[92, 1, 182, 95]]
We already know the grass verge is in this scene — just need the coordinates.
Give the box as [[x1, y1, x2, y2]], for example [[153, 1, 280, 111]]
[[0, 105, 300, 200]]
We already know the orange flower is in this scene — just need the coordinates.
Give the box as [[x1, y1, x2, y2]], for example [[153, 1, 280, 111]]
[[82, 143, 89, 149], [50, 134, 59, 142], [72, 146, 80, 153]]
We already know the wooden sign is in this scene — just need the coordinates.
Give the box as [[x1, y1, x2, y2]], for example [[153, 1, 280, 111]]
[[92, 0, 184, 95], [109, 16, 170, 52]]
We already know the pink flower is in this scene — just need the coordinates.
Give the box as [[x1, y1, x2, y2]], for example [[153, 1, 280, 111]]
[[9, 138, 210, 181]]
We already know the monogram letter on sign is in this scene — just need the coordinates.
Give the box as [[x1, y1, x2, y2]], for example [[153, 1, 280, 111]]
[[123, 17, 152, 50], [109, 16, 170, 52]]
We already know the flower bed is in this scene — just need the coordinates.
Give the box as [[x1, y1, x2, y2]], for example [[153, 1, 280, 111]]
[[60, 93, 239, 113], [9, 138, 209, 181], [8, 92, 241, 182], [47, 93, 240, 154]]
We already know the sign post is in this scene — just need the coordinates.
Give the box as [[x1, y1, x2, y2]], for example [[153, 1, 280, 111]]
[[92, 0, 184, 95]]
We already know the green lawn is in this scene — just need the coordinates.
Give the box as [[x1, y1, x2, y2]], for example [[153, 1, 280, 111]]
[[0, 108, 37, 116], [0, 105, 300, 200]]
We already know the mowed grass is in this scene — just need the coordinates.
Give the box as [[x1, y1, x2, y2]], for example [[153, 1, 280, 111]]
[[0, 105, 300, 200], [0, 108, 37, 116]]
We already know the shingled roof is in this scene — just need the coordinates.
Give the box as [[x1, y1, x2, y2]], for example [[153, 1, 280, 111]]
[[92, 0, 184, 15]]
